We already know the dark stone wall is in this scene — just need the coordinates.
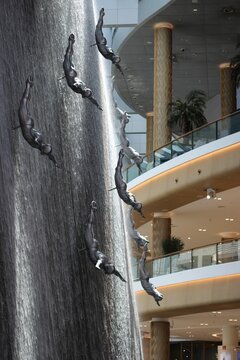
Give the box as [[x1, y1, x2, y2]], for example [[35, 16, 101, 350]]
[[0, 0, 142, 359]]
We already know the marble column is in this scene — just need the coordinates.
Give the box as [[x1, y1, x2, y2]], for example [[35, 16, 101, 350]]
[[142, 336, 150, 360], [153, 22, 173, 150], [151, 212, 171, 259], [218, 325, 239, 360], [146, 112, 154, 161], [150, 319, 170, 360], [219, 63, 236, 117], [222, 325, 238, 346]]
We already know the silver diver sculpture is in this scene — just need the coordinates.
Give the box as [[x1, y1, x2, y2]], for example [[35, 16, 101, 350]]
[[16, 76, 59, 167], [93, 8, 123, 75], [115, 102, 143, 171], [63, 34, 102, 111], [84, 201, 126, 282], [114, 149, 144, 217], [126, 208, 149, 248], [139, 244, 163, 306]]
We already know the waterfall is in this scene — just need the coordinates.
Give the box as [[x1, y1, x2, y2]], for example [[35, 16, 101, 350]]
[[0, 0, 143, 359]]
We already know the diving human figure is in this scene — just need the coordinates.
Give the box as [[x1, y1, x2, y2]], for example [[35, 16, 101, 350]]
[[63, 34, 102, 110], [17, 76, 58, 166], [119, 113, 143, 171], [139, 244, 163, 306], [84, 201, 126, 282], [127, 208, 149, 248], [95, 8, 123, 75], [115, 149, 144, 216]]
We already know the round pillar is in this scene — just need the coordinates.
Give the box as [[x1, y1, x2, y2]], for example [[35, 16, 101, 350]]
[[150, 319, 170, 360], [151, 212, 171, 259], [153, 22, 173, 150], [146, 111, 154, 161], [222, 325, 238, 347], [218, 325, 239, 360], [219, 63, 236, 117], [142, 336, 150, 360]]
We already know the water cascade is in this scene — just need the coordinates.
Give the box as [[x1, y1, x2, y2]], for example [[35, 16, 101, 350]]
[[0, 0, 143, 358]]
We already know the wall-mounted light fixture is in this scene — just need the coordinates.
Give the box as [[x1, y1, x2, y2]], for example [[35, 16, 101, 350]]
[[206, 188, 216, 200]]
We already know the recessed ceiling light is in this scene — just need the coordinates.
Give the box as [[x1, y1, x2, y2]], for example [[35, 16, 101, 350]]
[[187, 237, 191, 240], [217, 197, 222, 200], [229, 319, 238, 322], [193, 8, 198, 12]]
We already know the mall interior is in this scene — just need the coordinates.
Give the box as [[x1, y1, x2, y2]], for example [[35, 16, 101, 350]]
[[96, 0, 240, 359]]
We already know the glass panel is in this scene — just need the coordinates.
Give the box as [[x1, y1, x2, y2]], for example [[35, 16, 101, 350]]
[[171, 139, 187, 158], [126, 164, 139, 182], [193, 122, 216, 148], [229, 111, 240, 134], [192, 244, 217, 268], [139, 154, 154, 174], [218, 116, 231, 138], [154, 144, 172, 166], [177, 133, 193, 151], [217, 240, 238, 264], [171, 251, 192, 273], [152, 257, 171, 277], [145, 261, 153, 278]]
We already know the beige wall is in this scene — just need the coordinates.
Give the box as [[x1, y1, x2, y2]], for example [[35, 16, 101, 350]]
[[136, 274, 240, 321]]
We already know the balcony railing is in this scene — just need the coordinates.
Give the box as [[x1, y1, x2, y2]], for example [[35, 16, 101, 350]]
[[125, 110, 240, 183], [132, 239, 240, 281]]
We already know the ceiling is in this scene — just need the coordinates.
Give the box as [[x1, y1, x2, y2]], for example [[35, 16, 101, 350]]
[[140, 308, 240, 342], [113, 0, 240, 117], [137, 185, 240, 250]]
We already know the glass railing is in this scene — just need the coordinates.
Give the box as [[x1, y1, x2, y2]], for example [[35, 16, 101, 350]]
[[132, 239, 240, 281], [125, 110, 240, 183]]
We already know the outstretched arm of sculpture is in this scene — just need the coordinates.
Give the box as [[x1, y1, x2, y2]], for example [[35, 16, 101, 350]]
[[19, 75, 34, 120], [96, 8, 105, 31], [88, 95, 103, 111], [88, 200, 97, 230]]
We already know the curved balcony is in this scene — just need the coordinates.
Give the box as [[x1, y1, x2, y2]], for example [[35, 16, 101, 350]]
[[132, 238, 240, 281], [125, 110, 240, 183]]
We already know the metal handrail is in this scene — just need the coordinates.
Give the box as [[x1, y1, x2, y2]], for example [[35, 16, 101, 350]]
[[133, 238, 240, 281], [125, 109, 240, 182]]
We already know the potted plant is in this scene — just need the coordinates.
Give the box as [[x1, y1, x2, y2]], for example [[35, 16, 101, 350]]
[[230, 49, 240, 87], [162, 236, 184, 255], [167, 90, 207, 135]]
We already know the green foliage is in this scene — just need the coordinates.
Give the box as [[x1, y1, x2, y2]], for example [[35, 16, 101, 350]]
[[167, 90, 207, 135], [230, 53, 240, 88], [162, 236, 184, 255]]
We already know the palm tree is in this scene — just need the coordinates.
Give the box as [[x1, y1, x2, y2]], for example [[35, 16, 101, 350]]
[[168, 90, 207, 135], [230, 51, 240, 87]]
